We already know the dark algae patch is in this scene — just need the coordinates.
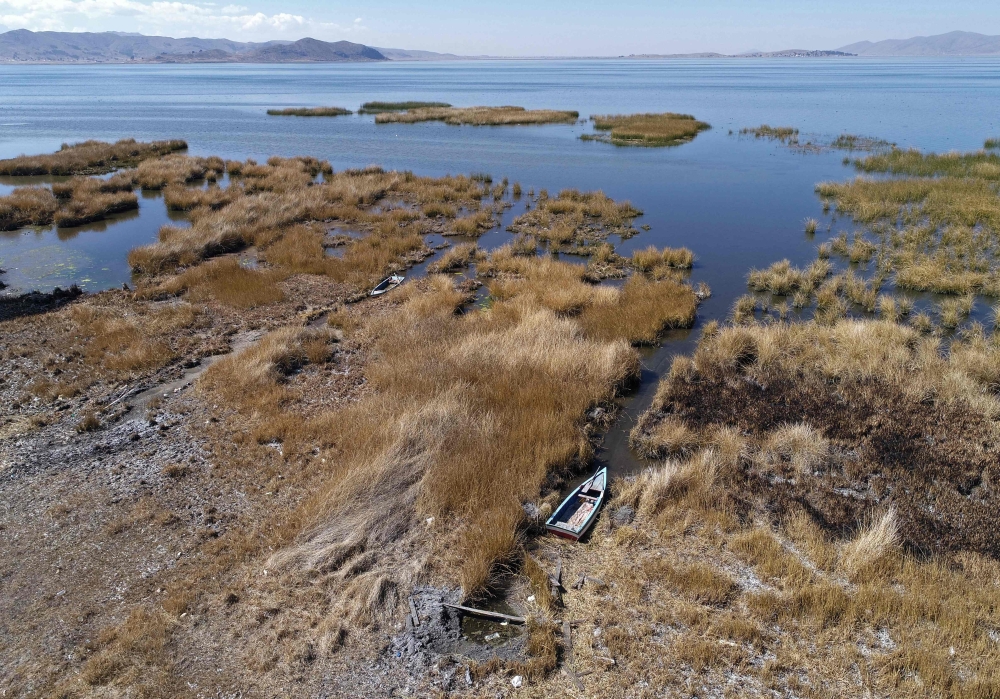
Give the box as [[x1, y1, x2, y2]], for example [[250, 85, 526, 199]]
[[359, 101, 452, 113], [267, 107, 353, 117], [632, 320, 1000, 559]]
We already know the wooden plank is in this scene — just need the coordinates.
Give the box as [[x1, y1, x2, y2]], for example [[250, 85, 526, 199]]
[[441, 603, 526, 624], [408, 596, 420, 626], [562, 620, 585, 692]]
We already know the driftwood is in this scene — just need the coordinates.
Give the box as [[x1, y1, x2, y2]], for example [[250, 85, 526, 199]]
[[441, 603, 526, 624], [562, 620, 585, 692], [550, 556, 564, 606]]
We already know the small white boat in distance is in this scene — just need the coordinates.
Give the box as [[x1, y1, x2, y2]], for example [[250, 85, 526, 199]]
[[370, 274, 404, 296], [545, 467, 607, 541]]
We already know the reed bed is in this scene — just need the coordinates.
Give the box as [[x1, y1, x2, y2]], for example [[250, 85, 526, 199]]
[[853, 146, 1000, 179], [374, 106, 579, 126], [0, 175, 139, 230], [830, 134, 894, 152], [0, 138, 186, 176], [163, 184, 240, 212], [740, 125, 799, 143], [0, 186, 59, 230], [986, 138, 1000, 150], [631, 245, 695, 273], [586, 113, 710, 146], [135, 155, 226, 190], [267, 107, 352, 117], [160, 257, 284, 308], [358, 101, 451, 114], [53, 188, 137, 228], [427, 243, 480, 273], [482, 250, 698, 343], [508, 188, 641, 249]]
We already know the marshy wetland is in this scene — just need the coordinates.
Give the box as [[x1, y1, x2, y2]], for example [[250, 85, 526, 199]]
[[2, 58, 1000, 698]]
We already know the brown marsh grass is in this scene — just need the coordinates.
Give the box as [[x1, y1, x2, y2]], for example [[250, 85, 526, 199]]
[[631, 245, 694, 272], [267, 107, 352, 117], [508, 188, 641, 249], [207, 278, 642, 596], [0, 138, 187, 176], [427, 243, 480, 273], [587, 113, 710, 146], [482, 250, 697, 343], [51, 177, 138, 227], [0, 186, 59, 230], [0, 176, 137, 230], [135, 154, 226, 190], [129, 164, 489, 281], [374, 106, 579, 126], [163, 184, 240, 211], [604, 317, 1000, 696], [161, 257, 285, 308]]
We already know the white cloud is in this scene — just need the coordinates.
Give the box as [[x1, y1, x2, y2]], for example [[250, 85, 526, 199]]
[[0, 0, 362, 40]]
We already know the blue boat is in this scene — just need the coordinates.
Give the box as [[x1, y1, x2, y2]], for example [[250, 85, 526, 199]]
[[545, 468, 607, 541]]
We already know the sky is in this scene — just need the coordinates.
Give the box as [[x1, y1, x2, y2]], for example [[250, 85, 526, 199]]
[[0, 0, 998, 55]]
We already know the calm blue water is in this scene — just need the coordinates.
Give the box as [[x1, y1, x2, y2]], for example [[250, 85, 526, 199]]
[[1, 58, 999, 309]]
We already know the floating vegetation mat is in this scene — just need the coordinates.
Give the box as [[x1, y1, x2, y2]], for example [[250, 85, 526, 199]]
[[267, 107, 352, 117], [374, 105, 579, 126], [583, 112, 710, 146], [359, 101, 451, 114]]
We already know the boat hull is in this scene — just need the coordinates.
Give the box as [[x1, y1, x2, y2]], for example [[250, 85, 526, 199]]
[[544, 467, 607, 542]]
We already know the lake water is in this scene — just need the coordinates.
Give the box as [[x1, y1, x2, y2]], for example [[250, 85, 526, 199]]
[[2, 59, 999, 471]]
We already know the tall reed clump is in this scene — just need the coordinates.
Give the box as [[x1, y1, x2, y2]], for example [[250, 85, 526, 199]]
[[136, 155, 226, 190], [267, 107, 352, 117], [160, 257, 285, 309], [586, 113, 710, 146], [374, 106, 579, 126], [51, 177, 138, 227], [0, 138, 187, 176], [631, 245, 695, 274], [0, 186, 59, 231]]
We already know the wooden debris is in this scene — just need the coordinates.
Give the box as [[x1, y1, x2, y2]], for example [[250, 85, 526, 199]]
[[572, 572, 586, 590], [562, 620, 585, 692], [441, 603, 526, 624], [408, 596, 420, 626]]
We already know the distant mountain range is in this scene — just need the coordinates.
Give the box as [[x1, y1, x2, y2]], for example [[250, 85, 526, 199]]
[[837, 31, 1000, 56], [0, 30, 388, 63], [1, 29, 1000, 63]]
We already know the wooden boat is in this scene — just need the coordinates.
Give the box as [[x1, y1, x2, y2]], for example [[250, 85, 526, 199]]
[[545, 467, 607, 541], [370, 274, 404, 296]]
